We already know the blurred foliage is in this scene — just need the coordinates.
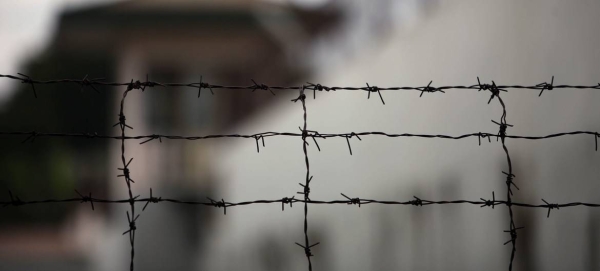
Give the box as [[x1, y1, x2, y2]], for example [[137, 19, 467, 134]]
[[0, 48, 115, 224]]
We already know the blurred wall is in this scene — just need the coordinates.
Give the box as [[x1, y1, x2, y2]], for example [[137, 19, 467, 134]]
[[204, 0, 600, 270]]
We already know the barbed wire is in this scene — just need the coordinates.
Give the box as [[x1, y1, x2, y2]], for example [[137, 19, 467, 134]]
[[4, 191, 600, 210], [2, 74, 600, 99], [2, 73, 600, 271], [3, 130, 600, 152]]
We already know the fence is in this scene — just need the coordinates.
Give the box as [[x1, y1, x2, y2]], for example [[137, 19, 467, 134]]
[[1, 73, 599, 271]]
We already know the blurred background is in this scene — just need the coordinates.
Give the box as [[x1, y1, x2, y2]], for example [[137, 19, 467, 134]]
[[2, 0, 600, 270]]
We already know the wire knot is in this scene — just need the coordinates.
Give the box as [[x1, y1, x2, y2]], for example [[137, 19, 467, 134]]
[[480, 191, 496, 209], [492, 120, 513, 142], [477, 132, 491, 146], [251, 79, 274, 95], [503, 226, 524, 245], [298, 184, 311, 198], [122, 211, 140, 236], [410, 196, 423, 206], [281, 196, 295, 211], [113, 112, 133, 130], [341, 193, 361, 207], [307, 82, 331, 99], [295, 242, 320, 258], [142, 75, 161, 90], [208, 197, 227, 215], [502, 171, 519, 196], [291, 93, 306, 103], [128, 195, 139, 206], [75, 189, 94, 210], [126, 79, 144, 91], [297, 176, 313, 200], [419, 80, 444, 97], [366, 83, 385, 105], [477, 77, 506, 104], [143, 188, 161, 211], [17, 73, 37, 98], [79, 75, 102, 93], [118, 158, 134, 184], [536, 76, 554, 96], [196, 75, 214, 98], [253, 135, 266, 153], [541, 199, 559, 218], [307, 82, 331, 93], [298, 127, 308, 140], [308, 83, 327, 91]]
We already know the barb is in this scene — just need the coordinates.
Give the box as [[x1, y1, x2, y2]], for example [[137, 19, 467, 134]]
[[341, 193, 361, 207], [142, 188, 161, 211], [282, 196, 295, 211], [344, 132, 362, 155], [410, 196, 423, 206], [480, 191, 496, 209], [503, 225, 525, 246], [75, 189, 94, 210], [196, 75, 214, 98], [477, 78, 507, 104], [117, 158, 135, 184], [502, 171, 519, 196], [492, 120, 513, 143], [253, 134, 266, 153], [79, 75, 103, 93], [207, 197, 227, 215], [366, 83, 385, 105], [419, 80, 445, 97], [295, 242, 320, 258], [17, 73, 37, 98], [536, 76, 554, 97], [541, 199, 559, 218], [122, 210, 140, 236], [251, 79, 275, 95], [478, 132, 491, 146]]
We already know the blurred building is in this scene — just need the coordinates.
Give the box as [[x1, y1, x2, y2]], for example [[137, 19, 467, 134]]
[[204, 1, 600, 271], [0, 0, 339, 271]]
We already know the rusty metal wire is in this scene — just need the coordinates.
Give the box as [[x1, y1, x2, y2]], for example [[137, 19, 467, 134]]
[[2, 73, 600, 271]]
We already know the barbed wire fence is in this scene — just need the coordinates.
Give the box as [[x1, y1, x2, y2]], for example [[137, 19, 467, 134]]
[[1, 73, 600, 270]]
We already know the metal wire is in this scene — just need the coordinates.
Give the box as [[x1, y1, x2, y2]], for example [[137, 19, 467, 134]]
[[1, 73, 600, 271]]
